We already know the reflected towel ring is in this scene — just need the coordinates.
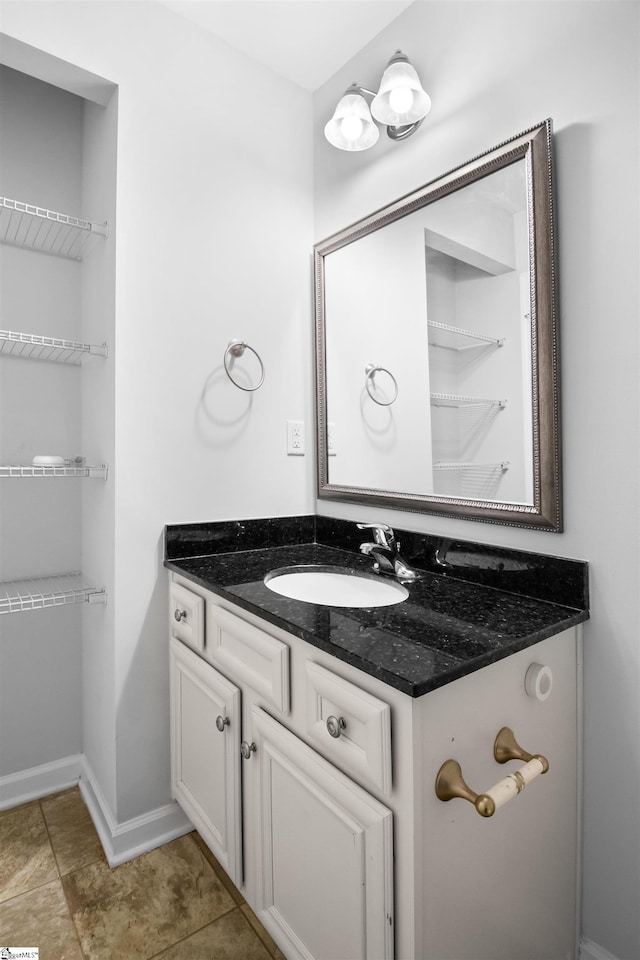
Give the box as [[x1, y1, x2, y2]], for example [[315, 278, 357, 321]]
[[224, 340, 265, 392], [365, 363, 398, 406]]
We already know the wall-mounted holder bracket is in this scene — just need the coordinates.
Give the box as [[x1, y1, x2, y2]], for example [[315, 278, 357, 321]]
[[364, 362, 398, 406], [224, 339, 265, 392], [435, 726, 549, 817]]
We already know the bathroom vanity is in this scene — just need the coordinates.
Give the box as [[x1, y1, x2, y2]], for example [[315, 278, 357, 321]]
[[164, 516, 588, 960]]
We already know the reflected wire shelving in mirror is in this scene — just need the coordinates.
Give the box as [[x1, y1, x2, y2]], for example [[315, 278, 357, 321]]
[[427, 320, 505, 350], [430, 393, 507, 408], [433, 461, 511, 471], [314, 119, 561, 530]]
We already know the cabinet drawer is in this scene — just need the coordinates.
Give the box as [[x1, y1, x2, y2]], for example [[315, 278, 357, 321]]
[[170, 581, 204, 652], [207, 604, 290, 714], [305, 661, 392, 796]]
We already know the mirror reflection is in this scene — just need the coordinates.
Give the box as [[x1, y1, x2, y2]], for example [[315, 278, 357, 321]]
[[315, 121, 561, 530]]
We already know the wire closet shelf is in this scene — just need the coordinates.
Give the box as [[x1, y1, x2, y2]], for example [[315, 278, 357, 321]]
[[0, 461, 108, 479], [427, 320, 505, 350], [430, 392, 507, 408], [0, 196, 108, 260], [433, 461, 511, 471], [0, 573, 107, 615], [0, 329, 108, 363]]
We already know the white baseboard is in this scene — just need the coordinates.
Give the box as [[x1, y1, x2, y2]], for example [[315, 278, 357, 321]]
[[80, 760, 192, 866], [580, 937, 623, 960], [0, 754, 83, 809], [0, 753, 193, 867]]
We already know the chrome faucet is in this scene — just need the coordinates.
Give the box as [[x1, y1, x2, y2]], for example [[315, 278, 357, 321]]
[[357, 522, 421, 582]]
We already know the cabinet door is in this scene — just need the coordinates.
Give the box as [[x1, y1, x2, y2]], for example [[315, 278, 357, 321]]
[[250, 706, 394, 960], [169, 637, 242, 884]]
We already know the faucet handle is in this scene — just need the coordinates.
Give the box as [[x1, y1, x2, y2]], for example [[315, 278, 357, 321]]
[[356, 522, 396, 549]]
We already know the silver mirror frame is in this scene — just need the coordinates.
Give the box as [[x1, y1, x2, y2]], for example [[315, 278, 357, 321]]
[[314, 120, 561, 531]]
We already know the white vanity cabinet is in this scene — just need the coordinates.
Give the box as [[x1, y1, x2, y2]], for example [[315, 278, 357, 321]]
[[168, 571, 580, 960], [169, 573, 395, 960]]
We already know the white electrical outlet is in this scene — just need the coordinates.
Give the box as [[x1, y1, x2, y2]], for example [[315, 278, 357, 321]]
[[287, 420, 305, 455]]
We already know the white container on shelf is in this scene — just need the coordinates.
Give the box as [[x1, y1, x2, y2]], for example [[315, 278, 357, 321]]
[[32, 455, 65, 465]]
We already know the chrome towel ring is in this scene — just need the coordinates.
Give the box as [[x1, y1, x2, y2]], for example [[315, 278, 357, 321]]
[[365, 363, 398, 406], [224, 339, 265, 392]]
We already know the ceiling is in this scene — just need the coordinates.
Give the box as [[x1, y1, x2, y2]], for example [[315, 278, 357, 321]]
[[160, 1, 414, 91]]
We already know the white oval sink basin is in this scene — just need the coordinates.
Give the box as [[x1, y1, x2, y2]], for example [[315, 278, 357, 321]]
[[264, 565, 409, 608]]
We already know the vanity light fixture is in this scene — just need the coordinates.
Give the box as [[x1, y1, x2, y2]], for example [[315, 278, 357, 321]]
[[324, 50, 430, 152]]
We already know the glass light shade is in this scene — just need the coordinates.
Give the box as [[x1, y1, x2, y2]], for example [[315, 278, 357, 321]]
[[324, 87, 380, 152], [371, 52, 431, 127]]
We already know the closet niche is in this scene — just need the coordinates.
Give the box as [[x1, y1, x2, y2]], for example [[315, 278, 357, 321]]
[[0, 65, 113, 780], [424, 160, 532, 505]]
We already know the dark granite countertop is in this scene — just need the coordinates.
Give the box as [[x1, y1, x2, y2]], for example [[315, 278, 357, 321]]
[[164, 516, 589, 698]]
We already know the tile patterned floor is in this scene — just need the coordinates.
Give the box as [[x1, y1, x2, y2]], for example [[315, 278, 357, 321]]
[[0, 788, 285, 960]]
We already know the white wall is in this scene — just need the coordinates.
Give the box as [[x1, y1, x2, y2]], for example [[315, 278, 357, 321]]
[[314, 4, 639, 959], [81, 89, 118, 816], [1, 0, 314, 832]]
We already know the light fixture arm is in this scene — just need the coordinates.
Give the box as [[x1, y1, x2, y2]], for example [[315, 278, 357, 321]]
[[386, 119, 425, 141]]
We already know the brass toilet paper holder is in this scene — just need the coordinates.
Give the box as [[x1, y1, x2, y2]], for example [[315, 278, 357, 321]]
[[435, 726, 549, 818]]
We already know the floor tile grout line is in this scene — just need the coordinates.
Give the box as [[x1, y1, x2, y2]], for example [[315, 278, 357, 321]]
[[4, 792, 281, 960], [37, 796, 63, 879], [0, 799, 60, 907], [62, 859, 243, 960], [139, 834, 248, 957], [58, 869, 93, 960], [38, 789, 105, 877], [38, 794, 94, 960], [240, 903, 283, 960], [42, 812, 241, 960], [144, 903, 244, 960], [0, 875, 62, 908]]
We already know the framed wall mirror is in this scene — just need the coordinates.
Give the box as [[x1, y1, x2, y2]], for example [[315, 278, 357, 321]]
[[314, 120, 561, 530]]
